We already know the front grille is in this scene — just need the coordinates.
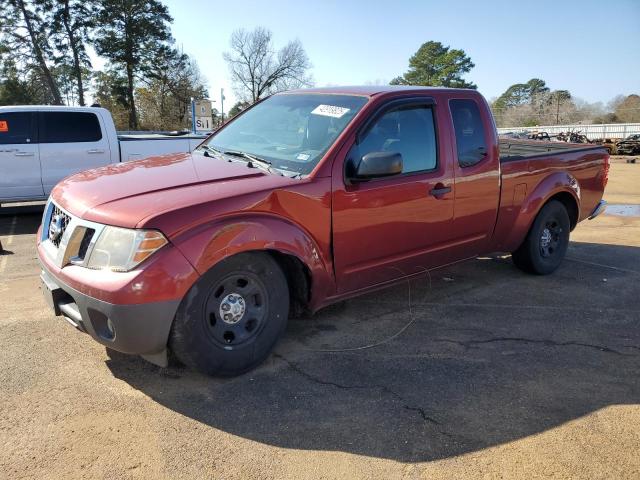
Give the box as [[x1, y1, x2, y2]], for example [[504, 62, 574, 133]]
[[47, 204, 72, 248], [42, 201, 105, 269]]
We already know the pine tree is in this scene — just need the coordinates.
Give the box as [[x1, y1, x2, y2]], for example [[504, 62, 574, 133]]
[[94, 0, 173, 129], [390, 41, 476, 89]]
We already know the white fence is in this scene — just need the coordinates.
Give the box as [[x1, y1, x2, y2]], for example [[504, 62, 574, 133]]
[[497, 123, 640, 140]]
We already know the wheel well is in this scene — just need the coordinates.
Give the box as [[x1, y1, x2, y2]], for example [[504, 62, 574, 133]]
[[548, 192, 579, 230], [266, 250, 311, 317]]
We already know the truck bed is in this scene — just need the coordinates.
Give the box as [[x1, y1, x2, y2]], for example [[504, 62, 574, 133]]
[[499, 139, 604, 162]]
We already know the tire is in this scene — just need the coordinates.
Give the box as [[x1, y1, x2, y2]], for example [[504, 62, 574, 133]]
[[169, 252, 289, 376], [512, 200, 570, 275]]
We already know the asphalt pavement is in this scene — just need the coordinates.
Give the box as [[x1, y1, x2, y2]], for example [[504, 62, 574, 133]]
[[1, 159, 638, 479]]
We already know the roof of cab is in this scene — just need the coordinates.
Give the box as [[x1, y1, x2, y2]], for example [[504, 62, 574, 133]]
[[283, 85, 476, 97]]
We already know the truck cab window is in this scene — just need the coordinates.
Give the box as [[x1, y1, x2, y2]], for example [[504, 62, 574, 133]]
[[40, 112, 102, 143], [450, 99, 487, 167], [0, 112, 32, 145], [359, 105, 437, 173]]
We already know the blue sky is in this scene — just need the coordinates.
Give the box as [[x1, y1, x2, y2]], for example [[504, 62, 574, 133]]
[[163, 0, 639, 110]]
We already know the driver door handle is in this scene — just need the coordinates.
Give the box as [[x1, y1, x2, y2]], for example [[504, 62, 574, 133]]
[[429, 185, 452, 197], [87, 149, 105, 154], [15, 151, 35, 157]]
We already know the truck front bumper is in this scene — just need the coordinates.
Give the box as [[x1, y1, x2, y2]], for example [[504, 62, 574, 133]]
[[40, 265, 180, 367]]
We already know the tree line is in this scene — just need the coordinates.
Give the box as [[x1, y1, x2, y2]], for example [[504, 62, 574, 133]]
[[0, 0, 206, 130], [388, 41, 639, 127], [2, 4, 636, 131], [226, 37, 639, 127], [490, 78, 640, 127]]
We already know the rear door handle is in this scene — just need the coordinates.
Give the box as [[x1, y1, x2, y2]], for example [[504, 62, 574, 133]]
[[87, 149, 105, 154], [15, 151, 35, 157], [429, 186, 452, 197]]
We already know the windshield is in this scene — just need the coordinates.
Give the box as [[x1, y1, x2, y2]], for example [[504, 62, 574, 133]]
[[201, 93, 368, 175]]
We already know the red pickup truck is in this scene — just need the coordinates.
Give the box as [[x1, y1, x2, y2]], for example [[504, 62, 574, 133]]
[[38, 86, 608, 376]]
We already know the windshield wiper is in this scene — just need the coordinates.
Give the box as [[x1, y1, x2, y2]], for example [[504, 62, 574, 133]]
[[223, 150, 271, 165], [222, 150, 284, 176], [198, 144, 224, 157], [200, 146, 298, 178]]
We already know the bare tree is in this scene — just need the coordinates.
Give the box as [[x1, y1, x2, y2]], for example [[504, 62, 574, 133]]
[[613, 94, 640, 123], [223, 27, 312, 103]]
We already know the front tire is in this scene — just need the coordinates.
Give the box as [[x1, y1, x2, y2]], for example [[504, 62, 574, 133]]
[[169, 252, 289, 376], [512, 200, 570, 275]]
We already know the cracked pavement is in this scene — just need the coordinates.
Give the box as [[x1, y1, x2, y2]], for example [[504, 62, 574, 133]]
[[1, 158, 639, 479]]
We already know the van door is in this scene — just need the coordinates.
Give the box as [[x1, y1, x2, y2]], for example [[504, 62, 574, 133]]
[[0, 112, 43, 201], [39, 111, 111, 194]]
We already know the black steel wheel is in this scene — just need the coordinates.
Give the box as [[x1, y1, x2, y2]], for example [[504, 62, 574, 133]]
[[204, 272, 269, 347], [512, 200, 570, 275], [539, 218, 563, 259], [170, 252, 289, 376]]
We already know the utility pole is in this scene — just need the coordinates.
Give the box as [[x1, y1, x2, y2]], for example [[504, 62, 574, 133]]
[[220, 88, 225, 125], [190, 97, 196, 134]]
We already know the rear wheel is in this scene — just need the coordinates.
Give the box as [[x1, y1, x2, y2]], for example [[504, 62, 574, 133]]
[[170, 252, 289, 376], [512, 200, 570, 275]]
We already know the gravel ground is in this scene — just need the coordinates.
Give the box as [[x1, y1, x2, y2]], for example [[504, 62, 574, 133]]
[[0, 158, 639, 479]]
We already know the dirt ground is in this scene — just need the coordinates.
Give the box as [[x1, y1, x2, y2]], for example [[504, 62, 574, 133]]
[[1, 156, 639, 480]]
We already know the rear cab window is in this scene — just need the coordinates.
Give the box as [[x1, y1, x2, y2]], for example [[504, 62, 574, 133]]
[[39, 112, 102, 143], [0, 112, 35, 145], [450, 99, 488, 167]]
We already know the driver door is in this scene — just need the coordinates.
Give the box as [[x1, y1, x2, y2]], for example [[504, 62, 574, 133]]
[[332, 99, 456, 294]]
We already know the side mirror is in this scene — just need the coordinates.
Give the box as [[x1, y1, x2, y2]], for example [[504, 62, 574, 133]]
[[352, 151, 403, 181]]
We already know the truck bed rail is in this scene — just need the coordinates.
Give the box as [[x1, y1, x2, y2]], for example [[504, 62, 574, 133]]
[[499, 140, 605, 162]]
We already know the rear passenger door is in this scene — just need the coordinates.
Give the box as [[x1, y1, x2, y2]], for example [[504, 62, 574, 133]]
[[0, 112, 43, 200], [39, 111, 111, 194], [449, 98, 500, 252]]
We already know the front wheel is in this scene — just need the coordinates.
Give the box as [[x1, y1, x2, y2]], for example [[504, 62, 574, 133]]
[[169, 252, 289, 376], [512, 200, 570, 275]]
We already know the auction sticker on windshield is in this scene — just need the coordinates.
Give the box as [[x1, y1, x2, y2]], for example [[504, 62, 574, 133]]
[[0, 121, 8, 132], [311, 105, 350, 118]]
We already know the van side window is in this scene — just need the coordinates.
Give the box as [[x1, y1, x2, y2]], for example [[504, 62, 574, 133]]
[[40, 112, 102, 143], [0, 113, 33, 145], [450, 99, 487, 167], [359, 105, 437, 173]]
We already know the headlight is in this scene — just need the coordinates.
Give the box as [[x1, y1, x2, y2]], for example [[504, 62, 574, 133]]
[[86, 226, 168, 272]]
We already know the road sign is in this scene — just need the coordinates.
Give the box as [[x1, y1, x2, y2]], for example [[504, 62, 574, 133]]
[[191, 99, 214, 133], [195, 100, 211, 118], [195, 116, 212, 131]]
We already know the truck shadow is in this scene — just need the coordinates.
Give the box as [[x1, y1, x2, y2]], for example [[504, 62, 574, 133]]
[[107, 241, 640, 463]]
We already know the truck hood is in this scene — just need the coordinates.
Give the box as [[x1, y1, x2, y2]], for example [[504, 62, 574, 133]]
[[52, 152, 296, 231]]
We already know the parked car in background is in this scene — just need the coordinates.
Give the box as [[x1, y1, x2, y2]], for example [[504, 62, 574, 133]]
[[0, 106, 205, 204], [37, 86, 608, 376], [591, 138, 618, 155], [616, 134, 640, 155]]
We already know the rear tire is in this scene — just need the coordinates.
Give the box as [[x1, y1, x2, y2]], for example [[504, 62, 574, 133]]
[[512, 200, 570, 275], [169, 252, 289, 376]]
